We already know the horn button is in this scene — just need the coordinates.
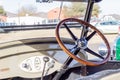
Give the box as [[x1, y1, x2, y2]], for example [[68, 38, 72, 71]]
[[75, 38, 87, 49]]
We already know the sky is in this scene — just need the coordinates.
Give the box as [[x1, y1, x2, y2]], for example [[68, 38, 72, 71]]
[[0, 0, 120, 17], [98, 0, 120, 16], [0, 0, 63, 13]]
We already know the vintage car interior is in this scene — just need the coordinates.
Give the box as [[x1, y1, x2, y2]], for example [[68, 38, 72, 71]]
[[0, 0, 120, 80]]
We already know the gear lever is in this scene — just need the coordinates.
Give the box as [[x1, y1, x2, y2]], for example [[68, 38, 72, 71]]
[[41, 57, 50, 80]]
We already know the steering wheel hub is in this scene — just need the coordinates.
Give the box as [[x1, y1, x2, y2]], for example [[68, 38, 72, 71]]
[[76, 38, 87, 49]]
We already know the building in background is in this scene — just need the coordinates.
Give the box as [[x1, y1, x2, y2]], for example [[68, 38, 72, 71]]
[[47, 7, 65, 24], [7, 14, 45, 25], [0, 15, 7, 22]]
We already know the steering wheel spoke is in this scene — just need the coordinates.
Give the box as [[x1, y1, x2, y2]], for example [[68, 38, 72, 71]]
[[86, 31, 96, 41], [69, 45, 78, 53], [63, 23, 78, 41], [84, 47, 104, 59]]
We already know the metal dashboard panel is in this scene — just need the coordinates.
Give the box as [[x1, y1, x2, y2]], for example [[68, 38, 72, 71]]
[[0, 38, 63, 79]]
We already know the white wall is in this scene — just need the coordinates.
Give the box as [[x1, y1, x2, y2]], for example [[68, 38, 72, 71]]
[[7, 16, 45, 25]]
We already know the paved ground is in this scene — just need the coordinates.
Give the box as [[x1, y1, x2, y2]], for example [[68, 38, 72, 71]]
[[0, 29, 117, 58], [0, 29, 117, 60], [0, 29, 117, 44]]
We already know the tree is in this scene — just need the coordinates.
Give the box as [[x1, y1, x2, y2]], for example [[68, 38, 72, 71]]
[[0, 6, 6, 16], [18, 4, 37, 16], [92, 4, 101, 17], [63, 2, 100, 18]]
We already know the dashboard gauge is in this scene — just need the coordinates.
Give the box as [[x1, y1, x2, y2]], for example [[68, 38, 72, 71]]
[[34, 57, 41, 70], [19, 56, 55, 73]]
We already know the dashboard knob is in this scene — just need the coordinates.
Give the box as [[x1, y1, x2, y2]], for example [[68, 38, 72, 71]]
[[43, 57, 50, 62]]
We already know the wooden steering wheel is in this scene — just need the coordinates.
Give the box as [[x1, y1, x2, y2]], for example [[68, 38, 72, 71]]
[[55, 18, 111, 66]]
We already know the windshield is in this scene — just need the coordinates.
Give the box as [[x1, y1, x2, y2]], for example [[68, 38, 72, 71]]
[[0, 1, 88, 26], [0, 0, 88, 42], [0, 0, 119, 46]]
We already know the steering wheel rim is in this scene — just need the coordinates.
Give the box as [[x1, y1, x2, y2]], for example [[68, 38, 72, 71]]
[[55, 18, 111, 66]]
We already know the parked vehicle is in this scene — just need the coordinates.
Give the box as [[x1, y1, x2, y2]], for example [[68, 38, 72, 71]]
[[0, 22, 16, 26], [95, 21, 120, 34]]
